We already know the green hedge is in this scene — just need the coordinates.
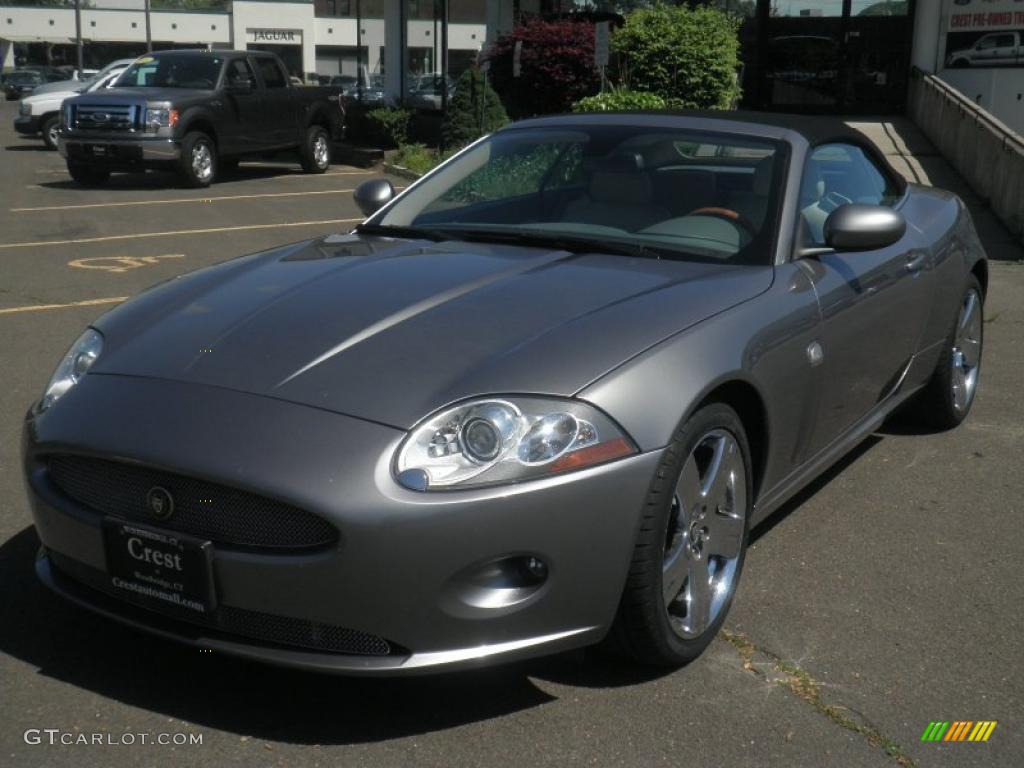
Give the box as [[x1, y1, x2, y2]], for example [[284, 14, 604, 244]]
[[573, 89, 670, 113], [613, 4, 741, 110]]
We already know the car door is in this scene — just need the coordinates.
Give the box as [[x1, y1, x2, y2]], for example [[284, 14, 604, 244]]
[[798, 143, 934, 455], [219, 57, 264, 155], [252, 56, 294, 149]]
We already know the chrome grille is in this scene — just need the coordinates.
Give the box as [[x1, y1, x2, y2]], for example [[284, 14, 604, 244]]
[[73, 103, 138, 131], [46, 454, 340, 552]]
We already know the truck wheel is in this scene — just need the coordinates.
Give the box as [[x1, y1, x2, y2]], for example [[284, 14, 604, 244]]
[[67, 162, 110, 187], [179, 131, 216, 188], [300, 125, 330, 174], [41, 115, 60, 151]]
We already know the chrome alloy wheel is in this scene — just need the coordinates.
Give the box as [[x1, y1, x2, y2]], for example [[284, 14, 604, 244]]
[[951, 288, 982, 412], [192, 141, 213, 182], [662, 429, 746, 639], [47, 121, 60, 148], [313, 133, 329, 169]]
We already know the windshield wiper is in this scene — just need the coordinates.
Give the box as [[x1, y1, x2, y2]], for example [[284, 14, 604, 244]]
[[354, 223, 449, 242], [439, 228, 661, 259]]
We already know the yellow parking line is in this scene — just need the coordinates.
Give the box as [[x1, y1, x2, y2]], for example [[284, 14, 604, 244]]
[[12, 188, 359, 212], [0, 218, 363, 251], [0, 296, 128, 315]]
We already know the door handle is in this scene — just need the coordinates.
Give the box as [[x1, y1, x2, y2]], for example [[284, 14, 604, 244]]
[[904, 252, 927, 273]]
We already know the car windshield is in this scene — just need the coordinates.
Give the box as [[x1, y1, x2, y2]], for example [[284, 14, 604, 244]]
[[114, 53, 223, 89], [8, 72, 42, 84], [372, 125, 787, 264]]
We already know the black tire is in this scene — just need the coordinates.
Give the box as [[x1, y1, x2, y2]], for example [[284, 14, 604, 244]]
[[67, 161, 110, 187], [909, 274, 984, 430], [178, 131, 216, 188], [41, 114, 60, 151], [299, 125, 330, 174], [608, 402, 753, 667]]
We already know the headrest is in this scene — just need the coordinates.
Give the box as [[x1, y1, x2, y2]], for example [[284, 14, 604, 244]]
[[587, 153, 653, 206]]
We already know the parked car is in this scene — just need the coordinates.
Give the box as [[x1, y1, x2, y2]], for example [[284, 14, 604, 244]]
[[946, 31, 1024, 67], [406, 73, 455, 111], [333, 73, 395, 107], [29, 58, 135, 98], [58, 49, 345, 187], [4, 70, 45, 100], [25, 112, 987, 675], [16, 66, 128, 150]]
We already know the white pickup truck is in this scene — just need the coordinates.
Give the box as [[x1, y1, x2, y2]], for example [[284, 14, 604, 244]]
[[946, 31, 1024, 68], [14, 62, 130, 150]]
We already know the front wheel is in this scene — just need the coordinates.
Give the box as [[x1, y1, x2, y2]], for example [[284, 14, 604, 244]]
[[910, 274, 984, 429], [609, 402, 752, 666], [41, 115, 60, 150], [299, 125, 330, 174], [67, 162, 110, 187], [178, 131, 216, 188]]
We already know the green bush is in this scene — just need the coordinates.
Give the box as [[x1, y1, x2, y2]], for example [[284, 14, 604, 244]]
[[365, 107, 411, 149], [392, 144, 439, 176], [572, 89, 668, 113], [613, 4, 741, 110], [442, 67, 509, 150]]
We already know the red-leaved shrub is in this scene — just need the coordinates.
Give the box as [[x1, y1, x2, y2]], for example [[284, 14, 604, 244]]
[[484, 19, 601, 119]]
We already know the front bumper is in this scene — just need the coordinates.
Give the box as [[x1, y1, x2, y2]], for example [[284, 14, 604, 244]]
[[23, 374, 660, 675], [14, 114, 42, 135], [57, 135, 182, 163]]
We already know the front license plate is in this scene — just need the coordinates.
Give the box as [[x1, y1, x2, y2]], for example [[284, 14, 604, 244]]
[[87, 145, 107, 157], [102, 519, 215, 615]]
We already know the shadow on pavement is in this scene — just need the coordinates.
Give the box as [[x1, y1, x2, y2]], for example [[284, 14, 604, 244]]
[[0, 525, 670, 744], [36, 164, 317, 192], [5, 144, 51, 152], [750, 434, 882, 546]]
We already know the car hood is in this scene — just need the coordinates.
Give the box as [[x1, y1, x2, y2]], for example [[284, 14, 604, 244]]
[[90, 235, 773, 429], [67, 87, 212, 105], [28, 79, 82, 96], [24, 87, 79, 105]]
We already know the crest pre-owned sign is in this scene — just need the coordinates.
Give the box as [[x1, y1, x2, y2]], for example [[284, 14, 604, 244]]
[[943, 0, 1024, 68], [247, 29, 301, 44]]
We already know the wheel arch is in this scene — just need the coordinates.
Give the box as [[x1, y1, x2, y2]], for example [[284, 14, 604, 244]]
[[692, 377, 770, 503], [183, 117, 218, 148], [970, 258, 988, 298]]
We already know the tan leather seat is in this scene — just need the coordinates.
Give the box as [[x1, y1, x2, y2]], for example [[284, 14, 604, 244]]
[[562, 153, 670, 232]]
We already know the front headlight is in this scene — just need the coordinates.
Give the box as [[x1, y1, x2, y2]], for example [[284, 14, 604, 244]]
[[40, 328, 103, 411], [19, 101, 31, 116], [144, 106, 178, 131], [62, 102, 73, 128], [395, 396, 636, 490]]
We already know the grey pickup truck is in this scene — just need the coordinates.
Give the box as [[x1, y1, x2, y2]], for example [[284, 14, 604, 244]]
[[58, 49, 345, 187]]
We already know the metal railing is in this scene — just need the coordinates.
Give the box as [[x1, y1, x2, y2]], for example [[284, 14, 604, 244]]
[[908, 66, 1024, 242]]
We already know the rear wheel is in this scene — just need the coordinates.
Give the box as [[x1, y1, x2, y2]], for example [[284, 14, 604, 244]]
[[609, 402, 752, 666], [67, 162, 110, 187], [910, 274, 984, 429], [41, 115, 60, 151], [300, 125, 330, 173], [178, 131, 216, 188]]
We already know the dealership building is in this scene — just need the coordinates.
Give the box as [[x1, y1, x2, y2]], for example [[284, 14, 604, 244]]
[[2, 0, 1022, 131]]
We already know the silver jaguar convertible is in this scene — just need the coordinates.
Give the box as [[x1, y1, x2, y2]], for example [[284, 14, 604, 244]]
[[23, 112, 986, 674]]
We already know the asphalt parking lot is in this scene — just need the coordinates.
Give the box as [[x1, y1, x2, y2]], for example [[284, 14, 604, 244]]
[[0, 102, 1021, 768]]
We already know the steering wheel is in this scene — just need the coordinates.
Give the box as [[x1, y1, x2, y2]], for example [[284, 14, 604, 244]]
[[686, 206, 758, 238]]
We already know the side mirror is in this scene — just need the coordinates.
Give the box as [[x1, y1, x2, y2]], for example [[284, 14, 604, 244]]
[[353, 178, 395, 217], [824, 204, 907, 251]]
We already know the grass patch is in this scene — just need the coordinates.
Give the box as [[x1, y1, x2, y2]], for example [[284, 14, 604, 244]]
[[720, 630, 917, 768]]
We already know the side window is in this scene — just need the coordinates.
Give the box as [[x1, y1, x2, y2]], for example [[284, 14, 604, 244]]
[[977, 36, 997, 50], [227, 59, 256, 88], [255, 58, 286, 89], [799, 143, 901, 246]]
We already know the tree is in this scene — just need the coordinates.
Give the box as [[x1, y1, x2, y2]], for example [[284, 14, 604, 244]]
[[483, 18, 601, 119], [613, 3, 742, 109], [442, 67, 509, 150]]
